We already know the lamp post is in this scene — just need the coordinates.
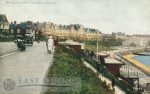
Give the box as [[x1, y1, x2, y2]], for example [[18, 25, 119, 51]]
[[97, 41, 99, 60], [96, 31, 99, 60]]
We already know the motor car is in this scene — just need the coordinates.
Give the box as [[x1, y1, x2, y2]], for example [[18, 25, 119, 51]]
[[24, 34, 33, 45]]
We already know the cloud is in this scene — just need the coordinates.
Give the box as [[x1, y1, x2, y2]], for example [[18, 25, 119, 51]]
[[0, 0, 150, 34]]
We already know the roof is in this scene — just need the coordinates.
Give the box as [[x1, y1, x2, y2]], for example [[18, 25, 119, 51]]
[[13, 22, 33, 29], [97, 52, 108, 56], [59, 40, 83, 45], [65, 40, 81, 45], [105, 57, 123, 64], [0, 14, 8, 23], [9, 24, 16, 29]]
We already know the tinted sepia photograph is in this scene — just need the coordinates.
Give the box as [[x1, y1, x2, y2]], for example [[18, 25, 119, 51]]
[[0, 0, 150, 94]]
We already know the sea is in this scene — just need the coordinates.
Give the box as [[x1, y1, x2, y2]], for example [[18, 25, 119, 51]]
[[134, 52, 150, 68]]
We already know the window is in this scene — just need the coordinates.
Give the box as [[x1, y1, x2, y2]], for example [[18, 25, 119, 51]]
[[26, 29, 32, 33], [0, 24, 3, 29], [11, 29, 14, 33], [4, 24, 9, 29], [17, 29, 20, 33]]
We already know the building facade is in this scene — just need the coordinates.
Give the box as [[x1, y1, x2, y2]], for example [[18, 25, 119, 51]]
[[39, 22, 101, 40], [123, 35, 150, 47], [0, 14, 9, 33]]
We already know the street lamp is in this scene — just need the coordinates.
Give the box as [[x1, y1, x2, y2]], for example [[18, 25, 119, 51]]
[[96, 31, 99, 60], [97, 41, 99, 60]]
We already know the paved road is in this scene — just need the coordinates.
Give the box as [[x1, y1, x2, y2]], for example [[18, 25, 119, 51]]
[[0, 42, 18, 56], [0, 42, 53, 94]]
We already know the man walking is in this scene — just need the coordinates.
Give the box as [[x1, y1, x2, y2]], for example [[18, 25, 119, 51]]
[[111, 77, 116, 91], [47, 36, 54, 54]]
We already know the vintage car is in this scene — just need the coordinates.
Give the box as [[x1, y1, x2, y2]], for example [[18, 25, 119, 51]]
[[24, 34, 33, 45], [15, 34, 33, 45]]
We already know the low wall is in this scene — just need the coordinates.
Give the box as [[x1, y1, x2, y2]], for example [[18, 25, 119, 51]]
[[120, 47, 150, 55]]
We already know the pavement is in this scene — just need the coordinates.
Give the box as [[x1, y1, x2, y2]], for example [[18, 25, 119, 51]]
[[111, 46, 150, 92], [123, 54, 150, 74], [121, 54, 150, 92], [0, 42, 54, 94]]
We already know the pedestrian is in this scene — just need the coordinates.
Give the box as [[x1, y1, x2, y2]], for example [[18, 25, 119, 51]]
[[47, 36, 54, 54], [111, 77, 115, 91], [37, 36, 40, 43], [96, 61, 101, 76], [91, 51, 94, 58], [101, 65, 106, 77]]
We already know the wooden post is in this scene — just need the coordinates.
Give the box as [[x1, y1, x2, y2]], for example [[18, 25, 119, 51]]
[[131, 68, 132, 75], [128, 68, 129, 77]]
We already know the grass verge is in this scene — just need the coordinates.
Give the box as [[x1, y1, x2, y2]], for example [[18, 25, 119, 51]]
[[45, 45, 114, 94]]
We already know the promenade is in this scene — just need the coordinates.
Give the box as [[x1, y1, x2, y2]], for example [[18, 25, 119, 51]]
[[123, 54, 150, 75], [112, 46, 150, 93]]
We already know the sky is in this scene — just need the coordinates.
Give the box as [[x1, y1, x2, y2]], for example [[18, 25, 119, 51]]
[[0, 0, 150, 34]]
